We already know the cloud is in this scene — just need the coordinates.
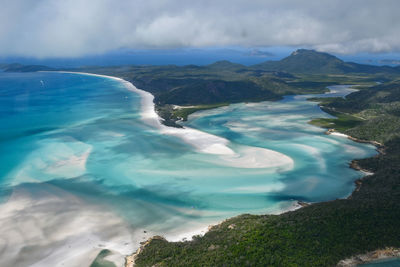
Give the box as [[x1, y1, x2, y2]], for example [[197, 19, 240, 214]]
[[1, 0, 400, 58]]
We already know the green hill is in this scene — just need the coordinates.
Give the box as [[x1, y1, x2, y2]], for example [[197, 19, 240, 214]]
[[253, 49, 399, 74], [312, 80, 400, 143]]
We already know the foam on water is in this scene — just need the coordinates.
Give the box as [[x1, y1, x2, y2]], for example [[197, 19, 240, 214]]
[[7, 139, 92, 185]]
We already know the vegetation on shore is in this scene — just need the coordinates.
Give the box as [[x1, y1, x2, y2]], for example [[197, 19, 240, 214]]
[[156, 103, 229, 127], [310, 80, 400, 143], [309, 111, 364, 132]]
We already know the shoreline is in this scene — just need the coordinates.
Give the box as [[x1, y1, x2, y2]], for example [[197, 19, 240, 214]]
[[325, 129, 384, 151], [50, 72, 379, 266], [125, 202, 306, 267], [325, 128, 384, 196], [324, 129, 381, 197]]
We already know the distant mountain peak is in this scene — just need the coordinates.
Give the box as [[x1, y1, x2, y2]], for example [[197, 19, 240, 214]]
[[291, 49, 313, 56], [251, 48, 399, 74], [252, 49, 354, 74], [288, 49, 339, 59], [291, 50, 300, 56], [291, 49, 315, 55]]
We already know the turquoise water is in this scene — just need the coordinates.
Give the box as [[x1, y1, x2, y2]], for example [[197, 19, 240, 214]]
[[0, 72, 377, 267]]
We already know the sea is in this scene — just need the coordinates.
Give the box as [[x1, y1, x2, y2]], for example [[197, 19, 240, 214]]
[[0, 71, 377, 266]]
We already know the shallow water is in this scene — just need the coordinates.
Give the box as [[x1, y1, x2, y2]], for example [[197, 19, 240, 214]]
[[0, 73, 377, 266]]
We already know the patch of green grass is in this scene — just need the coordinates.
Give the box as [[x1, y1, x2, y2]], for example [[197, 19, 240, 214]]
[[309, 111, 363, 132], [172, 103, 229, 121], [346, 115, 400, 144]]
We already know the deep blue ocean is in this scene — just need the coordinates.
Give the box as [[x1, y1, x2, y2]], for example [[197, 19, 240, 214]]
[[0, 72, 377, 266]]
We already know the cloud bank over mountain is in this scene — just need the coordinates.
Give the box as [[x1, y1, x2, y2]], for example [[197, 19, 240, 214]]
[[1, 0, 400, 57]]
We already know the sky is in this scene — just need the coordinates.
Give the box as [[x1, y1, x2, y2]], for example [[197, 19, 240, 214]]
[[1, 0, 400, 64]]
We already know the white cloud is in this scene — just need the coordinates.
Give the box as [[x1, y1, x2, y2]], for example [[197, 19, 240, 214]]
[[1, 0, 400, 57]]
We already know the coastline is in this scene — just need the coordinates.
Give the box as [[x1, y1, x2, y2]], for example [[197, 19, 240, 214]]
[[125, 202, 306, 267], [51, 72, 381, 266], [325, 129, 384, 152], [324, 128, 384, 195], [323, 129, 380, 197]]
